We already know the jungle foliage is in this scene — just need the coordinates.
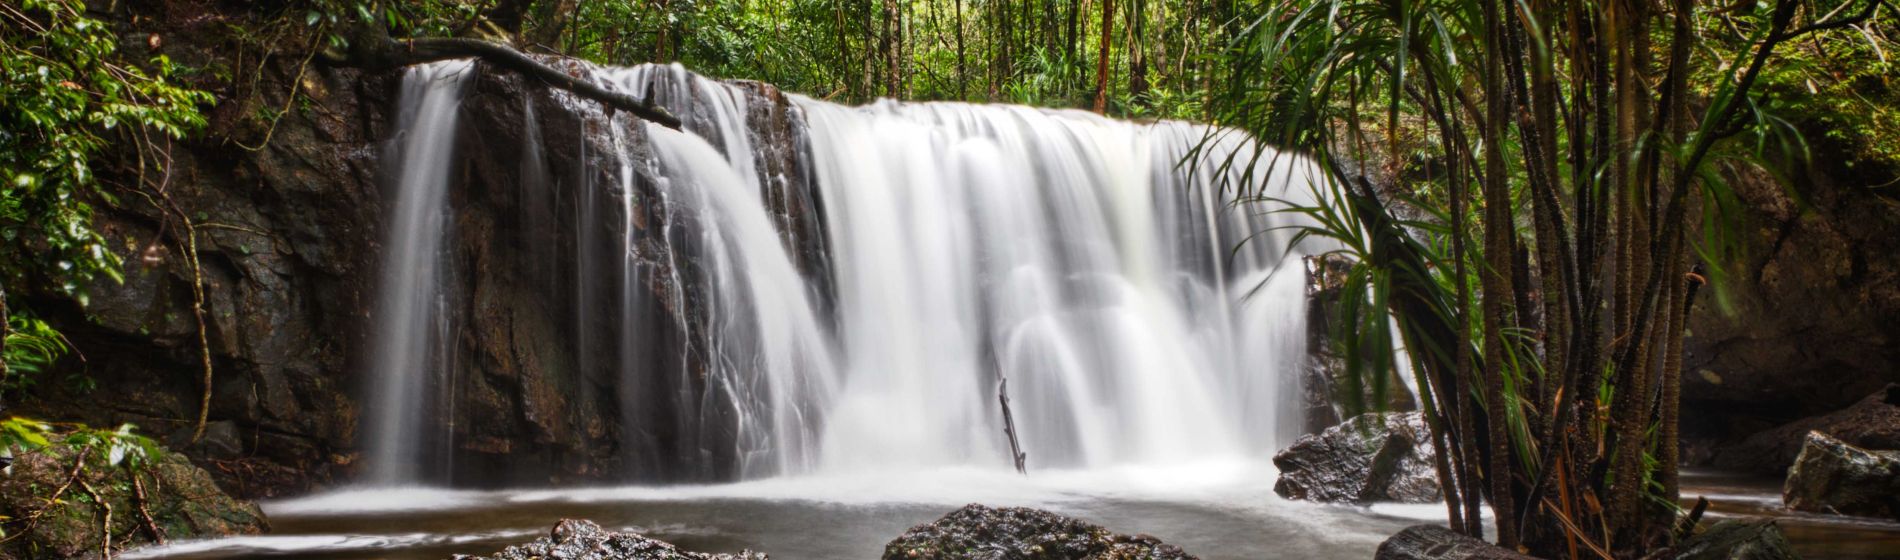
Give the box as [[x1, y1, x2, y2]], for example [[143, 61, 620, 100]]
[[1217, 0, 1894, 556], [0, 0, 210, 393], [3, 3, 1899, 557]]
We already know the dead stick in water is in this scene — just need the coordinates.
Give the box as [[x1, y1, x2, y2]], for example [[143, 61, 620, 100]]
[[998, 378, 1027, 474], [1673, 496, 1710, 541]]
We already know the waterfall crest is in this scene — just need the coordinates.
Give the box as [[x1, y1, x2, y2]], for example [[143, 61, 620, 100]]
[[366, 59, 1328, 485]]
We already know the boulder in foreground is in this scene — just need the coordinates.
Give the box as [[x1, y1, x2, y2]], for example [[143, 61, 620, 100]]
[[1708, 384, 1900, 475], [1670, 519, 1801, 560], [455, 519, 766, 560], [0, 440, 267, 559], [1274, 412, 1441, 503], [1781, 431, 1900, 520], [882, 504, 1195, 560], [1373, 525, 1535, 560]]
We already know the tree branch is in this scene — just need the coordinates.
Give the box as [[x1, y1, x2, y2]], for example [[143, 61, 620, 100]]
[[324, 28, 682, 130]]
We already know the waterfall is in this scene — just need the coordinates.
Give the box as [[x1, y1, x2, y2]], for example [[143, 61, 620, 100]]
[[796, 102, 1322, 469], [365, 60, 1328, 485], [366, 60, 475, 485]]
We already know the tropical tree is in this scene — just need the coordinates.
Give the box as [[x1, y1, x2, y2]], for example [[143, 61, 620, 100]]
[[1215, 0, 1889, 555]]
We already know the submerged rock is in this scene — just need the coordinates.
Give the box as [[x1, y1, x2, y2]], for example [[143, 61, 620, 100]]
[[456, 519, 766, 560], [1273, 412, 1441, 503], [882, 504, 1196, 560], [1670, 519, 1801, 560], [0, 441, 268, 559], [1781, 431, 1900, 519], [1373, 525, 1535, 560]]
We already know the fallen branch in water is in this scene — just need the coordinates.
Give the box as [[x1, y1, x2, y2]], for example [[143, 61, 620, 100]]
[[998, 378, 1027, 474], [321, 27, 681, 130]]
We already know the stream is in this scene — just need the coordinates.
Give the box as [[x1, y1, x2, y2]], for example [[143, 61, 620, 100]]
[[124, 466, 1900, 559]]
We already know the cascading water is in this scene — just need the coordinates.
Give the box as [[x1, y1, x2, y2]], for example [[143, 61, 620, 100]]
[[365, 60, 474, 485], [365, 59, 1329, 485], [795, 102, 1323, 470]]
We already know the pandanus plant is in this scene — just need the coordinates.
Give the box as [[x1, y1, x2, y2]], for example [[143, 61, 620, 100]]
[[1203, 0, 1888, 555]]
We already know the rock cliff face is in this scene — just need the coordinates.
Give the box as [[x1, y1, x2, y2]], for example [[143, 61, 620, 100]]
[[25, 5, 828, 493], [212, 57, 831, 487], [1301, 254, 1415, 435], [1681, 159, 1900, 456], [416, 60, 827, 485], [20, 3, 395, 498], [1708, 384, 1900, 475]]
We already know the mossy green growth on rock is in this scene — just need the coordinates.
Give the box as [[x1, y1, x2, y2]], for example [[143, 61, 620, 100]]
[[0, 436, 267, 559]]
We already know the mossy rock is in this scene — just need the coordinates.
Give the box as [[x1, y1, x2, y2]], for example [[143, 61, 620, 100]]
[[0, 441, 267, 559]]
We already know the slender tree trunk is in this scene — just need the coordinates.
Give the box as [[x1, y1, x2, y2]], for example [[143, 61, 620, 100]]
[[1478, 0, 1519, 547], [1093, 0, 1114, 113], [1607, 0, 1658, 547], [654, 0, 674, 61], [0, 283, 8, 391], [1067, 0, 1082, 73], [883, 0, 900, 97], [956, 0, 968, 98], [1128, 0, 1148, 105], [862, 0, 877, 98]]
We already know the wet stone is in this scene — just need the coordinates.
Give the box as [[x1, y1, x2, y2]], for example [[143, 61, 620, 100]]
[[1273, 412, 1441, 503], [1782, 431, 1900, 520], [455, 519, 768, 560], [882, 504, 1197, 560]]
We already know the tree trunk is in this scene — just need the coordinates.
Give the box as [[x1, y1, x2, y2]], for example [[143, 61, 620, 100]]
[[525, 0, 578, 50], [1128, 0, 1148, 105], [956, 0, 968, 98], [0, 282, 8, 400], [1067, 0, 1082, 74], [882, 0, 899, 97], [1092, 0, 1114, 113], [1478, 0, 1519, 547]]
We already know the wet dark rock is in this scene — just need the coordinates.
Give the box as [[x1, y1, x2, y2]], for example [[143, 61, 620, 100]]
[[1781, 431, 1900, 520], [1373, 525, 1535, 560], [1680, 159, 1900, 461], [424, 58, 829, 486], [1670, 519, 1801, 560], [1302, 255, 1417, 435], [1274, 412, 1441, 503], [25, 1, 392, 499], [1708, 384, 1900, 475], [455, 518, 765, 560], [168, 420, 244, 460], [882, 504, 1196, 560], [0, 441, 268, 559]]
